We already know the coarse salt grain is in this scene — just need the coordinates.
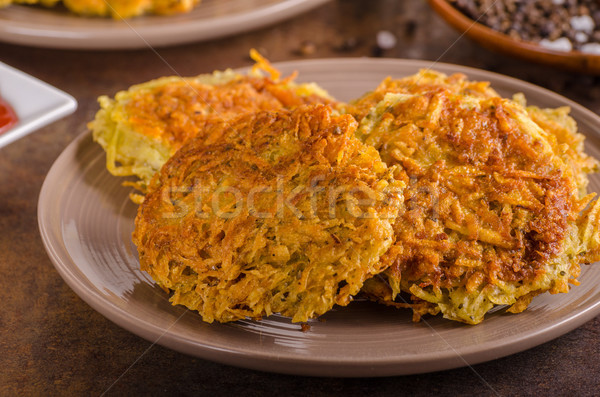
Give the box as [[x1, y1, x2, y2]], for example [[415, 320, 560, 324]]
[[551, 0, 565, 4], [580, 42, 600, 54], [575, 32, 589, 43], [539, 37, 573, 52], [376, 30, 397, 50], [570, 15, 595, 34]]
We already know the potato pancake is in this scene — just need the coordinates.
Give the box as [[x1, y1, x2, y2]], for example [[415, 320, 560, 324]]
[[354, 88, 600, 324], [345, 69, 499, 122], [90, 53, 335, 196], [347, 69, 599, 193], [94, 62, 599, 325], [133, 105, 403, 323], [513, 93, 599, 195]]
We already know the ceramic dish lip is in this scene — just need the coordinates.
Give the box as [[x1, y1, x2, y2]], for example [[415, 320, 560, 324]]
[[38, 58, 600, 377], [0, 0, 330, 50], [0, 61, 77, 149], [428, 0, 600, 74]]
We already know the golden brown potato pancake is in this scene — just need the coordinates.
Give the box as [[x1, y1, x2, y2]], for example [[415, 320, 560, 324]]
[[513, 93, 598, 195], [90, 53, 335, 196], [354, 88, 600, 324], [133, 105, 403, 323], [93, 63, 599, 325], [347, 70, 598, 193], [345, 69, 499, 122]]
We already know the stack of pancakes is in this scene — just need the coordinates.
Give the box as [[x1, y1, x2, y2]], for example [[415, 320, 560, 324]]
[[89, 54, 600, 325]]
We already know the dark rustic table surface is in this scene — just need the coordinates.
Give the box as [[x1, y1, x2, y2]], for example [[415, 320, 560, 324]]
[[1, 0, 600, 395]]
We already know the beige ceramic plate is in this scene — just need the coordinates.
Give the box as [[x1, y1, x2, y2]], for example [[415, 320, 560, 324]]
[[0, 0, 329, 49], [38, 59, 600, 377]]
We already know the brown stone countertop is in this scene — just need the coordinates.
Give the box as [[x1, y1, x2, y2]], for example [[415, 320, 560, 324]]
[[1, 0, 599, 395]]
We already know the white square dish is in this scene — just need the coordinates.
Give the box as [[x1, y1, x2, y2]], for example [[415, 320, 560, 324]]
[[0, 61, 77, 149]]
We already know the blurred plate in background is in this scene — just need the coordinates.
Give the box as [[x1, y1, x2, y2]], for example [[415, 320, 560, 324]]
[[0, 0, 330, 50]]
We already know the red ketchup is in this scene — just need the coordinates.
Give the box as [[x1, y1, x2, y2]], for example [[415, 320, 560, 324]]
[[0, 96, 17, 135]]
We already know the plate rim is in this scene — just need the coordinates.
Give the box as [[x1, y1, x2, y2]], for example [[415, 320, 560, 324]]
[[38, 57, 600, 377]]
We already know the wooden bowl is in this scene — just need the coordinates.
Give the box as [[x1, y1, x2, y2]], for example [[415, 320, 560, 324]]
[[428, 0, 600, 74]]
